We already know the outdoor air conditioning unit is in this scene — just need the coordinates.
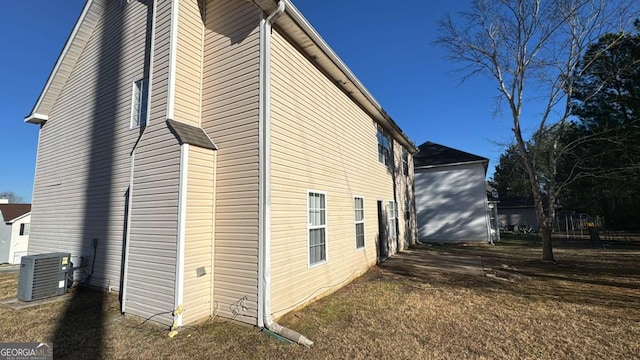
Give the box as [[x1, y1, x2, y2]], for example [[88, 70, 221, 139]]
[[18, 253, 72, 301]]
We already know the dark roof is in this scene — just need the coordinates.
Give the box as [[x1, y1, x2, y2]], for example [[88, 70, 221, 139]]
[[0, 204, 31, 222], [413, 141, 488, 168], [166, 119, 217, 150]]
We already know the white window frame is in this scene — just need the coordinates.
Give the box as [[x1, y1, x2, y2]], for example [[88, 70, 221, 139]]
[[354, 196, 365, 250], [388, 201, 397, 239], [130, 78, 148, 129], [19, 223, 30, 236], [307, 190, 328, 267]]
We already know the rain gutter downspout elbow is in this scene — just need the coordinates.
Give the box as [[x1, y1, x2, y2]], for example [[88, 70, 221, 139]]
[[258, 0, 313, 348]]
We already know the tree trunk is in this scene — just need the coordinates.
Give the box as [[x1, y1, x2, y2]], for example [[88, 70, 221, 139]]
[[540, 223, 555, 262]]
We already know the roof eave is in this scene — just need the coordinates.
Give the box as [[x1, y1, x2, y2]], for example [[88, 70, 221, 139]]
[[25, 0, 105, 122], [7, 212, 31, 224], [255, 0, 418, 153], [24, 113, 49, 124], [415, 159, 489, 170]]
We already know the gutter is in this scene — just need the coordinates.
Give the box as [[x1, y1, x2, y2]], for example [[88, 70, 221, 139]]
[[167, 0, 186, 329], [257, 0, 313, 347], [279, 0, 417, 154]]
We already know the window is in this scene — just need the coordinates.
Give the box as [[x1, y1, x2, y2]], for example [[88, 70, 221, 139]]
[[405, 194, 411, 220], [354, 196, 365, 249], [402, 149, 409, 176], [19, 223, 30, 236], [131, 78, 148, 128], [308, 191, 327, 266], [377, 127, 391, 166], [388, 201, 397, 239]]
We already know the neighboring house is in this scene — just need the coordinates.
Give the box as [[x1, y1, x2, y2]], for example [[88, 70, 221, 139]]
[[0, 201, 31, 264], [497, 198, 539, 231], [413, 142, 491, 243], [24, 0, 418, 334]]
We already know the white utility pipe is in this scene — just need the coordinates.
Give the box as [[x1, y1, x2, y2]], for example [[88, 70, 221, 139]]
[[258, 0, 313, 347]]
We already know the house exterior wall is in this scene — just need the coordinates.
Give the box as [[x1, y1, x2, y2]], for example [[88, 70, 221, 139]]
[[29, 0, 158, 294], [8, 214, 31, 264], [201, 0, 262, 325], [268, 29, 415, 319], [415, 162, 489, 242], [182, 146, 216, 324], [28, 0, 183, 326], [126, 0, 182, 325]]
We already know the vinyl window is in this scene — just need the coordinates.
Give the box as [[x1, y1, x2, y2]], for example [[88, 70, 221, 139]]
[[131, 78, 148, 128], [354, 196, 365, 249], [377, 127, 391, 166], [308, 191, 327, 266], [388, 201, 397, 239], [19, 223, 30, 236]]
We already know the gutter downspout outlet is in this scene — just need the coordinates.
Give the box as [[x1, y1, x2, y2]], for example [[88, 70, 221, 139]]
[[259, 0, 313, 348]]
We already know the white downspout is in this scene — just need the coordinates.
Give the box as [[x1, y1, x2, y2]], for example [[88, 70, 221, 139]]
[[258, 0, 313, 347]]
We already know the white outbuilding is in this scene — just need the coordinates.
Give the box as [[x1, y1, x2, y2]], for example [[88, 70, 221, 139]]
[[414, 142, 492, 243]]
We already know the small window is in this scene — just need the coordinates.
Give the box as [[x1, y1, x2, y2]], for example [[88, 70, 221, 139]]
[[377, 127, 391, 166], [402, 149, 409, 176], [388, 201, 397, 239], [20, 223, 30, 236], [131, 78, 148, 128], [354, 196, 365, 249], [308, 191, 327, 266], [405, 195, 411, 220]]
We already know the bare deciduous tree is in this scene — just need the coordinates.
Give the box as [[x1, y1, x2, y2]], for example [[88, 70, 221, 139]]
[[0, 191, 23, 203], [436, 0, 637, 262]]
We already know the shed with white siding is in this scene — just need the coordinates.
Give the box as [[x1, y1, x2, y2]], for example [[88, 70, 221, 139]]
[[414, 142, 491, 243]]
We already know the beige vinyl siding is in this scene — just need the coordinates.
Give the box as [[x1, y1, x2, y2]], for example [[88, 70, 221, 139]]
[[125, 0, 181, 325], [29, 0, 152, 294], [269, 29, 414, 318], [200, 0, 261, 325], [183, 146, 216, 324], [173, 0, 204, 126]]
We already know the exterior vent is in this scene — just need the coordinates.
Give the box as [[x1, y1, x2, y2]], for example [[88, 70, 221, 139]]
[[18, 253, 71, 301]]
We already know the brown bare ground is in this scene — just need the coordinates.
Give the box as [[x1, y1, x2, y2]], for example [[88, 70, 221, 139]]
[[1, 236, 639, 359]]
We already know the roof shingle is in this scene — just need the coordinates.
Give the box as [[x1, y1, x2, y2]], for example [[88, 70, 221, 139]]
[[0, 204, 31, 223], [413, 141, 488, 168]]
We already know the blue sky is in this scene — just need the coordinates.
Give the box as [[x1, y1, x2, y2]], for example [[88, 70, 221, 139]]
[[1, 0, 519, 202]]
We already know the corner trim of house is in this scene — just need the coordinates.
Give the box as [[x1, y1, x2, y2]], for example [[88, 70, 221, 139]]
[[175, 143, 189, 327], [257, 10, 267, 329]]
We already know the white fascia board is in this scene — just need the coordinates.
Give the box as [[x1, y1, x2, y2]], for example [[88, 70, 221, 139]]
[[24, 113, 49, 124], [6, 212, 31, 224]]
